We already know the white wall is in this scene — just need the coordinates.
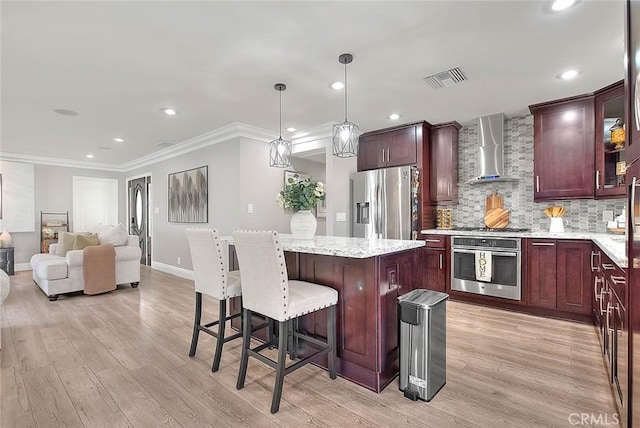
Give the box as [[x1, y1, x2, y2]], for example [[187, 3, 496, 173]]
[[0, 161, 35, 233]]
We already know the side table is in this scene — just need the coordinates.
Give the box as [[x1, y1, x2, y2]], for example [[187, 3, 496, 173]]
[[0, 247, 15, 275]]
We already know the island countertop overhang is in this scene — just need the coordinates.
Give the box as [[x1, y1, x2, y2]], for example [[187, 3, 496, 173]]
[[222, 234, 425, 258]]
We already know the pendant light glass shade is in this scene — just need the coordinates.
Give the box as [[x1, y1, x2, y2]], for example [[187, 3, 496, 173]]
[[332, 121, 359, 158], [332, 53, 359, 158], [269, 83, 292, 168]]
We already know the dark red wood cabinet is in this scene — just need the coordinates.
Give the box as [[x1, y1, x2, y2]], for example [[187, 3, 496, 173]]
[[526, 239, 592, 315], [421, 234, 449, 292], [357, 124, 422, 171], [295, 249, 422, 392], [556, 240, 593, 315], [430, 122, 461, 204], [527, 239, 557, 308], [529, 95, 595, 201], [594, 81, 626, 199]]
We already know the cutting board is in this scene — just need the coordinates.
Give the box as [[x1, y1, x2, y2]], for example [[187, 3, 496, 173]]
[[484, 207, 510, 229], [485, 190, 504, 212]]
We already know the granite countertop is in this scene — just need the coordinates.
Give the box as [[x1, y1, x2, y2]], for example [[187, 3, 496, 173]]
[[223, 234, 425, 259], [421, 229, 627, 268]]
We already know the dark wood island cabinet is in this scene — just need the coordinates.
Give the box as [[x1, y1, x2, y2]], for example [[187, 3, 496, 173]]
[[227, 235, 425, 393]]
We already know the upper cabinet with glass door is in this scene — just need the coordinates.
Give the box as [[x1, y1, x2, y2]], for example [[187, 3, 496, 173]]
[[595, 81, 626, 198]]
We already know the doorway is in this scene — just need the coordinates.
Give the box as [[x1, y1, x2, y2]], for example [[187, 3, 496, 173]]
[[128, 175, 151, 265], [72, 176, 118, 232]]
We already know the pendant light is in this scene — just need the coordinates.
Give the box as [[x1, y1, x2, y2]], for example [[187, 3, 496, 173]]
[[269, 83, 292, 168], [332, 53, 359, 158]]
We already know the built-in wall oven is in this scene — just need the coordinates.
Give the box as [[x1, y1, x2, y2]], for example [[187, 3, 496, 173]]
[[451, 236, 522, 300]]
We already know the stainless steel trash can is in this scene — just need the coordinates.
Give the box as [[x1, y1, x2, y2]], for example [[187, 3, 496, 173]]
[[398, 289, 448, 401]]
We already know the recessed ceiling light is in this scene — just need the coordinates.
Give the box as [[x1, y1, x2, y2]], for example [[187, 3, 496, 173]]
[[113, 137, 124, 143], [389, 113, 400, 120], [331, 81, 344, 90], [98, 146, 113, 150], [286, 127, 296, 132], [162, 108, 177, 116], [551, 0, 576, 11], [53, 108, 79, 116], [86, 154, 94, 159], [559, 69, 579, 80]]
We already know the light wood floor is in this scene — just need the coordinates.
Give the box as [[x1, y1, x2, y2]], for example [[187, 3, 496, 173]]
[[1, 267, 618, 427]]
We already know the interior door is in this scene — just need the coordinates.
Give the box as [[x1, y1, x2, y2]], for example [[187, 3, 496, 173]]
[[129, 176, 151, 265]]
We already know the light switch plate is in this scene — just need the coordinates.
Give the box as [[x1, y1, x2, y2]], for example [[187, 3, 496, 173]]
[[602, 210, 614, 222], [336, 212, 346, 222], [247, 203, 254, 214], [154, 207, 160, 214]]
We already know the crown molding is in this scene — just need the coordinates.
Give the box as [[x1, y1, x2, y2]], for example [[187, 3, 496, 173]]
[[291, 122, 334, 145], [0, 121, 331, 172], [0, 152, 122, 171], [120, 122, 276, 171]]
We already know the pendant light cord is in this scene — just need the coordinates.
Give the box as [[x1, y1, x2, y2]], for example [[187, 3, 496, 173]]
[[344, 61, 348, 122], [279, 90, 283, 139]]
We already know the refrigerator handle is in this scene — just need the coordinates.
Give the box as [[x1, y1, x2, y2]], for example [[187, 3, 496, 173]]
[[376, 183, 383, 238]]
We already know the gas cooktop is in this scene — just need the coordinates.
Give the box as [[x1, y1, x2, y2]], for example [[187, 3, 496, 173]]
[[449, 227, 531, 233]]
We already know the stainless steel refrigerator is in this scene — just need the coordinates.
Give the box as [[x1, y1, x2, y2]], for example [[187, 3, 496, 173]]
[[351, 166, 420, 240]]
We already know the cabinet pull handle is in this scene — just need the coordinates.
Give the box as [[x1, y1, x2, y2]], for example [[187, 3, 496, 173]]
[[594, 277, 601, 301], [386, 148, 390, 163], [439, 253, 444, 270], [536, 175, 540, 193], [531, 242, 555, 246], [447, 182, 451, 196], [602, 263, 616, 270], [381, 148, 385, 163], [424, 239, 441, 243], [610, 275, 626, 285], [633, 177, 640, 234], [590, 251, 600, 272], [596, 170, 600, 190], [600, 289, 606, 315]]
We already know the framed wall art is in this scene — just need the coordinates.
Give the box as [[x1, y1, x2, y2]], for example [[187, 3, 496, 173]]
[[168, 166, 208, 223]]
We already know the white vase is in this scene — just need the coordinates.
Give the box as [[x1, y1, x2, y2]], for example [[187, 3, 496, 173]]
[[0, 230, 12, 247], [290, 210, 317, 240]]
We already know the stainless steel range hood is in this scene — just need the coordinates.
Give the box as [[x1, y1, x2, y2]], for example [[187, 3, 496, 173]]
[[466, 113, 517, 184]]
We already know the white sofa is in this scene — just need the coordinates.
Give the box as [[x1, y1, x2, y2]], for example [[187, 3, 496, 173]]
[[30, 235, 141, 300]]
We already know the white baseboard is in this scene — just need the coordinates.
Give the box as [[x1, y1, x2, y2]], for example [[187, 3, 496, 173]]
[[151, 261, 194, 280], [15, 263, 31, 272]]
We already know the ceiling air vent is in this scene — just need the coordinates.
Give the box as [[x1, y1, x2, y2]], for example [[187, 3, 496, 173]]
[[424, 67, 467, 89]]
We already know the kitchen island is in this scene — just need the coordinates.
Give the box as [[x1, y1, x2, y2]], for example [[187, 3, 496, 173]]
[[226, 234, 425, 393]]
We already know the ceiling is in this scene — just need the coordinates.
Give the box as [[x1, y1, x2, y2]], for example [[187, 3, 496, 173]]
[[0, 1, 626, 168]]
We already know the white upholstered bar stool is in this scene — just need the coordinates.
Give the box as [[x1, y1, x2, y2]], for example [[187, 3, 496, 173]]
[[186, 228, 243, 372], [232, 230, 338, 414]]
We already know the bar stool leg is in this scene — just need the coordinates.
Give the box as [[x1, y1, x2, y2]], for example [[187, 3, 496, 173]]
[[287, 319, 296, 360], [212, 299, 227, 372], [188, 292, 203, 357], [236, 308, 252, 390], [271, 319, 289, 414], [327, 305, 337, 379]]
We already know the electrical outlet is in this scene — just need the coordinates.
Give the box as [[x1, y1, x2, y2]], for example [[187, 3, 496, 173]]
[[154, 207, 159, 214], [248, 203, 254, 213], [177, 257, 181, 265], [602, 210, 614, 222], [336, 212, 346, 222]]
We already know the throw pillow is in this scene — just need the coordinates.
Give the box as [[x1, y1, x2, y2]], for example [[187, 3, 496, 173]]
[[98, 223, 128, 246], [73, 233, 100, 250], [56, 232, 78, 256]]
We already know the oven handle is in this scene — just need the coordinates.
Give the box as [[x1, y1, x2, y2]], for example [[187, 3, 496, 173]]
[[452, 248, 519, 257]]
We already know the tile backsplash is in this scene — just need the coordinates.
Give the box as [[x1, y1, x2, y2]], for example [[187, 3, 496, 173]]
[[438, 114, 625, 233]]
